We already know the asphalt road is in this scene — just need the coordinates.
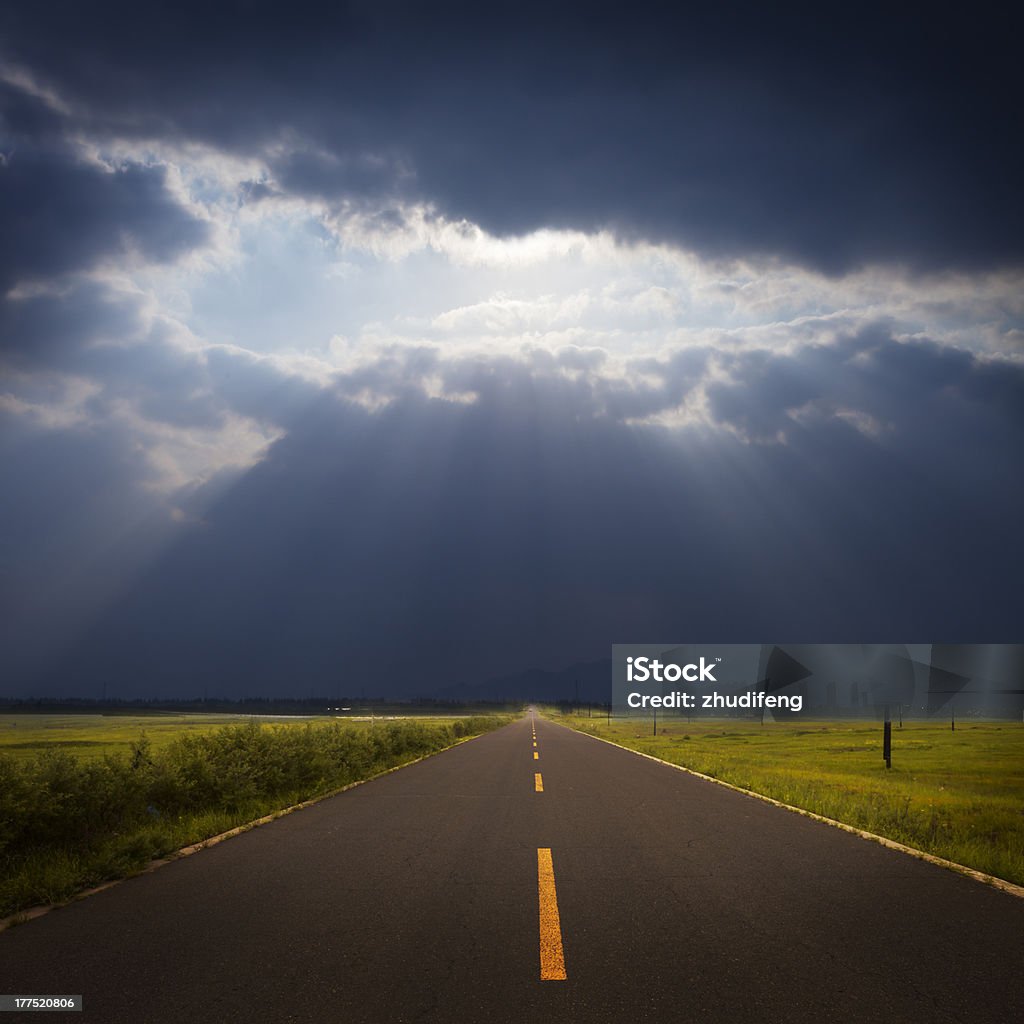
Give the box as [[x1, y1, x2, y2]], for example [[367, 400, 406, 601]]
[[2, 715, 1022, 1023]]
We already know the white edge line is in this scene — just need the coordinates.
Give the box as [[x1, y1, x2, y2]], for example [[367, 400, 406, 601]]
[[557, 720, 1024, 901], [0, 729, 497, 934]]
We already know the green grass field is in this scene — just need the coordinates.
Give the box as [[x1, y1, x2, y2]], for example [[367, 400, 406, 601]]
[[559, 715, 1024, 887], [0, 714, 316, 762]]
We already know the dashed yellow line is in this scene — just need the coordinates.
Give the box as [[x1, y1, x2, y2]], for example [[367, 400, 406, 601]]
[[533, 751, 539, 760], [537, 848, 567, 980], [535, 772, 543, 792]]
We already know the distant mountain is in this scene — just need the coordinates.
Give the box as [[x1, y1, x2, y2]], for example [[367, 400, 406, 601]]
[[439, 659, 611, 704]]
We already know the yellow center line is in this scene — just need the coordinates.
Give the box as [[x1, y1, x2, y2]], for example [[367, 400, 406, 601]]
[[533, 741, 537, 747], [537, 848, 567, 980], [533, 751, 539, 760], [534, 772, 544, 792]]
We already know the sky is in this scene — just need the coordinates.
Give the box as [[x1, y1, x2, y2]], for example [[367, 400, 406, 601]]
[[1, 2, 1022, 698]]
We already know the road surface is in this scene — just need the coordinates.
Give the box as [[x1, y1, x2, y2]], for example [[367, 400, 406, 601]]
[[2, 715, 1022, 1022]]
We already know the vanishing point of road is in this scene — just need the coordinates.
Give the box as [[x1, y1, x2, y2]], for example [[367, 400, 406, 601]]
[[2, 715, 1022, 1022]]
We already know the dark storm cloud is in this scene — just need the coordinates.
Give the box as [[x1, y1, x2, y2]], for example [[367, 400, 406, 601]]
[[0, 278, 145, 366], [0, 330, 290, 688], [0, 403, 181, 683], [274, 148, 412, 204], [201, 346, 324, 428], [0, 76, 212, 406], [0, 77, 65, 143], [0, 146, 209, 293], [0, 279, 230, 430], [21, 328, 1022, 697], [602, 347, 711, 422], [2, 1, 1022, 273]]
